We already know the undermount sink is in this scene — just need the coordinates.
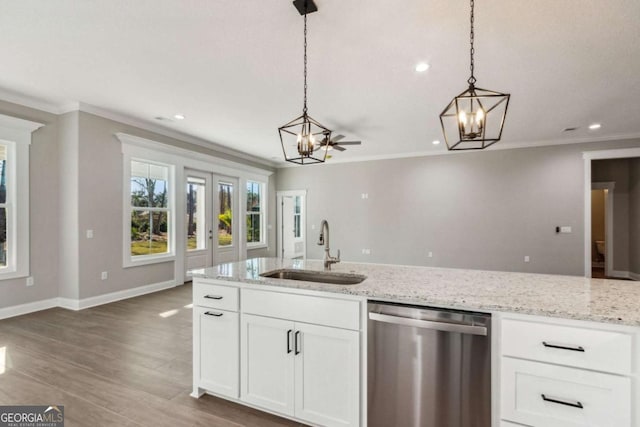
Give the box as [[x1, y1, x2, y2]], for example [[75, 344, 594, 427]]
[[260, 269, 367, 285]]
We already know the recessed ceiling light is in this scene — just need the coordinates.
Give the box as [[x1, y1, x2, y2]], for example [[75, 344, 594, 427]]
[[174, 114, 186, 120], [432, 140, 441, 145], [588, 123, 601, 130], [415, 62, 430, 72]]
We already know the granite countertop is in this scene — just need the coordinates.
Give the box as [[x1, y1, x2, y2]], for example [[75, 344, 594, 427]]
[[190, 257, 640, 327]]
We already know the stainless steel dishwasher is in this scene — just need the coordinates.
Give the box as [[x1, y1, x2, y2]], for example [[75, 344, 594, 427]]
[[368, 301, 491, 427]]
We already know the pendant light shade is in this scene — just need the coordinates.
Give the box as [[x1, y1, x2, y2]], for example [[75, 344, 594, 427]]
[[439, 0, 510, 150], [279, 0, 332, 165]]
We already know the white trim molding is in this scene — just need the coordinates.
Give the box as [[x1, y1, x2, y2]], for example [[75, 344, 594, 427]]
[[583, 147, 640, 277], [58, 280, 177, 311], [0, 298, 58, 320]]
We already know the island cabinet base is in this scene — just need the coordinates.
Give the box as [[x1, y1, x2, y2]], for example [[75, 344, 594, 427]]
[[193, 278, 363, 427], [497, 313, 640, 427]]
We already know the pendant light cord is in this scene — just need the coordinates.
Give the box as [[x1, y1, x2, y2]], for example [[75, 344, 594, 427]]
[[303, 1, 308, 115], [468, 0, 476, 86]]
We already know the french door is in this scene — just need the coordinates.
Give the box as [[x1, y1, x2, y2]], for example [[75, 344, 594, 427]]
[[185, 169, 240, 279]]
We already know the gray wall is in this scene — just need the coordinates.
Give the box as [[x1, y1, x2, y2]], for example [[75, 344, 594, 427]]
[[276, 139, 640, 276], [0, 103, 276, 311], [0, 100, 60, 307]]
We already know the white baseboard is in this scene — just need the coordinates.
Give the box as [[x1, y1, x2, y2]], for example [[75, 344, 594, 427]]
[[612, 270, 631, 279], [0, 298, 59, 320], [0, 280, 177, 319]]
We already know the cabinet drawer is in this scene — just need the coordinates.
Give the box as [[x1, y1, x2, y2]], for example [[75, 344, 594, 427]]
[[501, 318, 632, 375], [194, 281, 239, 311], [501, 358, 631, 427], [241, 289, 360, 330]]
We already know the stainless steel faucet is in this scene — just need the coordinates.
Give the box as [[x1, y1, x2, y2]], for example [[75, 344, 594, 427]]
[[317, 219, 340, 270]]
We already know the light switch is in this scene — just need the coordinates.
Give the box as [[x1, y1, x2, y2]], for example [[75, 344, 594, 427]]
[[524, 256, 530, 263], [560, 226, 572, 233], [86, 229, 94, 239]]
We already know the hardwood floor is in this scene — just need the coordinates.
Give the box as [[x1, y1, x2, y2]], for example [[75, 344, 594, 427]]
[[0, 283, 304, 427]]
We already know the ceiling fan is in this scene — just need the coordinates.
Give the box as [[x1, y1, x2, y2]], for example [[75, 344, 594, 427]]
[[315, 132, 362, 152]]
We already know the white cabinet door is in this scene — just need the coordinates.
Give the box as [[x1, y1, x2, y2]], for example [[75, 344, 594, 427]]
[[241, 314, 295, 416], [294, 323, 360, 427], [197, 307, 239, 398]]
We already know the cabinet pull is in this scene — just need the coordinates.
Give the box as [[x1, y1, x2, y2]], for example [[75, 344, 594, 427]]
[[541, 394, 584, 409], [204, 295, 223, 300], [204, 311, 224, 317], [294, 331, 301, 355], [287, 329, 293, 354], [542, 341, 585, 352]]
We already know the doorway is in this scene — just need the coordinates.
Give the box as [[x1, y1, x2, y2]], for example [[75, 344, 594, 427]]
[[591, 183, 614, 278], [584, 147, 640, 279], [185, 169, 240, 279], [276, 190, 306, 259]]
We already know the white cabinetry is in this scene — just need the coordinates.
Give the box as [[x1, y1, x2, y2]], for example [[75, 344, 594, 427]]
[[240, 288, 361, 427], [193, 280, 362, 427], [193, 280, 240, 399], [499, 315, 637, 427]]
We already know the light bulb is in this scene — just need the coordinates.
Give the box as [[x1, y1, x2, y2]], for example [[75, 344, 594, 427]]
[[476, 108, 484, 124], [459, 110, 467, 125]]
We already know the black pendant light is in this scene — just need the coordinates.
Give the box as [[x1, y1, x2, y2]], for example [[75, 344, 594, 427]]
[[439, 0, 510, 150], [278, 0, 332, 165]]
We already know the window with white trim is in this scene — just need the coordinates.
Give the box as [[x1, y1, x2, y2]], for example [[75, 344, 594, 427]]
[[0, 116, 36, 279], [246, 181, 265, 246], [129, 159, 174, 260]]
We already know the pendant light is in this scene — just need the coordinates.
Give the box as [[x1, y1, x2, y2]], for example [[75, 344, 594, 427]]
[[439, 0, 510, 150], [278, 0, 332, 165]]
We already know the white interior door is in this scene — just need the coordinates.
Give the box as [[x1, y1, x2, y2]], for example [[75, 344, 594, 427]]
[[215, 175, 240, 264], [185, 170, 213, 280], [277, 191, 306, 259]]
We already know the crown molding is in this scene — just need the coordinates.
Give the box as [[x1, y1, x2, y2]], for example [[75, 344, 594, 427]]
[[276, 132, 640, 168]]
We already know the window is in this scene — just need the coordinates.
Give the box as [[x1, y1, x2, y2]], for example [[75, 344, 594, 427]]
[[0, 115, 37, 279], [218, 182, 233, 247], [129, 160, 173, 260], [293, 195, 301, 238], [186, 177, 206, 251], [246, 181, 265, 245]]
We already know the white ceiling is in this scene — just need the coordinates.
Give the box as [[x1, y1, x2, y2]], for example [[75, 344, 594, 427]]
[[1, 0, 639, 165]]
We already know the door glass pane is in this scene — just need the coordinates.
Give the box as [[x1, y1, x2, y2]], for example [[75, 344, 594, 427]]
[[0, 146, 7, 267], [131, 210, 169, 256], [293, 196, 301, 238], [186, 178, 206, 251], [246, 181, 262, 243], [218, 182, 233, 246]]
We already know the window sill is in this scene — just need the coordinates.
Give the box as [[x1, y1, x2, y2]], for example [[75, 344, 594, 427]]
[[124, 253, 176, 268], [0, 269, 29, 281], [247, 243, 268, 250]]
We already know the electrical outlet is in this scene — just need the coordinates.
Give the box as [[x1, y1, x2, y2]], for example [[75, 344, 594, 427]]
[[524, 256, 530, 263], [86, 229, 94, 239], [26, 276, 34, 287], [101, 271, 108, 280], [428, 251, 433, 258], [362, 249, 371, 255], [361, 193, 369, 199]]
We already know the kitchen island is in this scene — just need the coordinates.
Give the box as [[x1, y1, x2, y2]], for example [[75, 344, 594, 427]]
[[191, 258, 640, 427], [191, 257, 640, 326]]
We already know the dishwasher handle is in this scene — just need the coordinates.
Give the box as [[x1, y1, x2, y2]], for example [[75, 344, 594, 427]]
[[368, 312, 487, 336]]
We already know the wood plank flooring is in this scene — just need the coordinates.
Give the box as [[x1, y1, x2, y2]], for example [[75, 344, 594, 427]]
[[0, 283, 304, 427]]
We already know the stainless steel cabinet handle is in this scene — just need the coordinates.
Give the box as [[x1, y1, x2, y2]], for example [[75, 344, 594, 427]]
[[204, 311, 223, 317], [287, 329, 293, 354], [368, 312, 487, 336], [542, 341, 585, 352], [294, 331, 301, 355], [204, 295, 223, 300], [541, 394, 584, 409]]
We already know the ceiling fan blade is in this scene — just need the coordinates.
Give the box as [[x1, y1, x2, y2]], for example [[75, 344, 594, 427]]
[[335, 141, 361, 145], [333, 145, 347, 151], [330, 134, 345, 143]]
